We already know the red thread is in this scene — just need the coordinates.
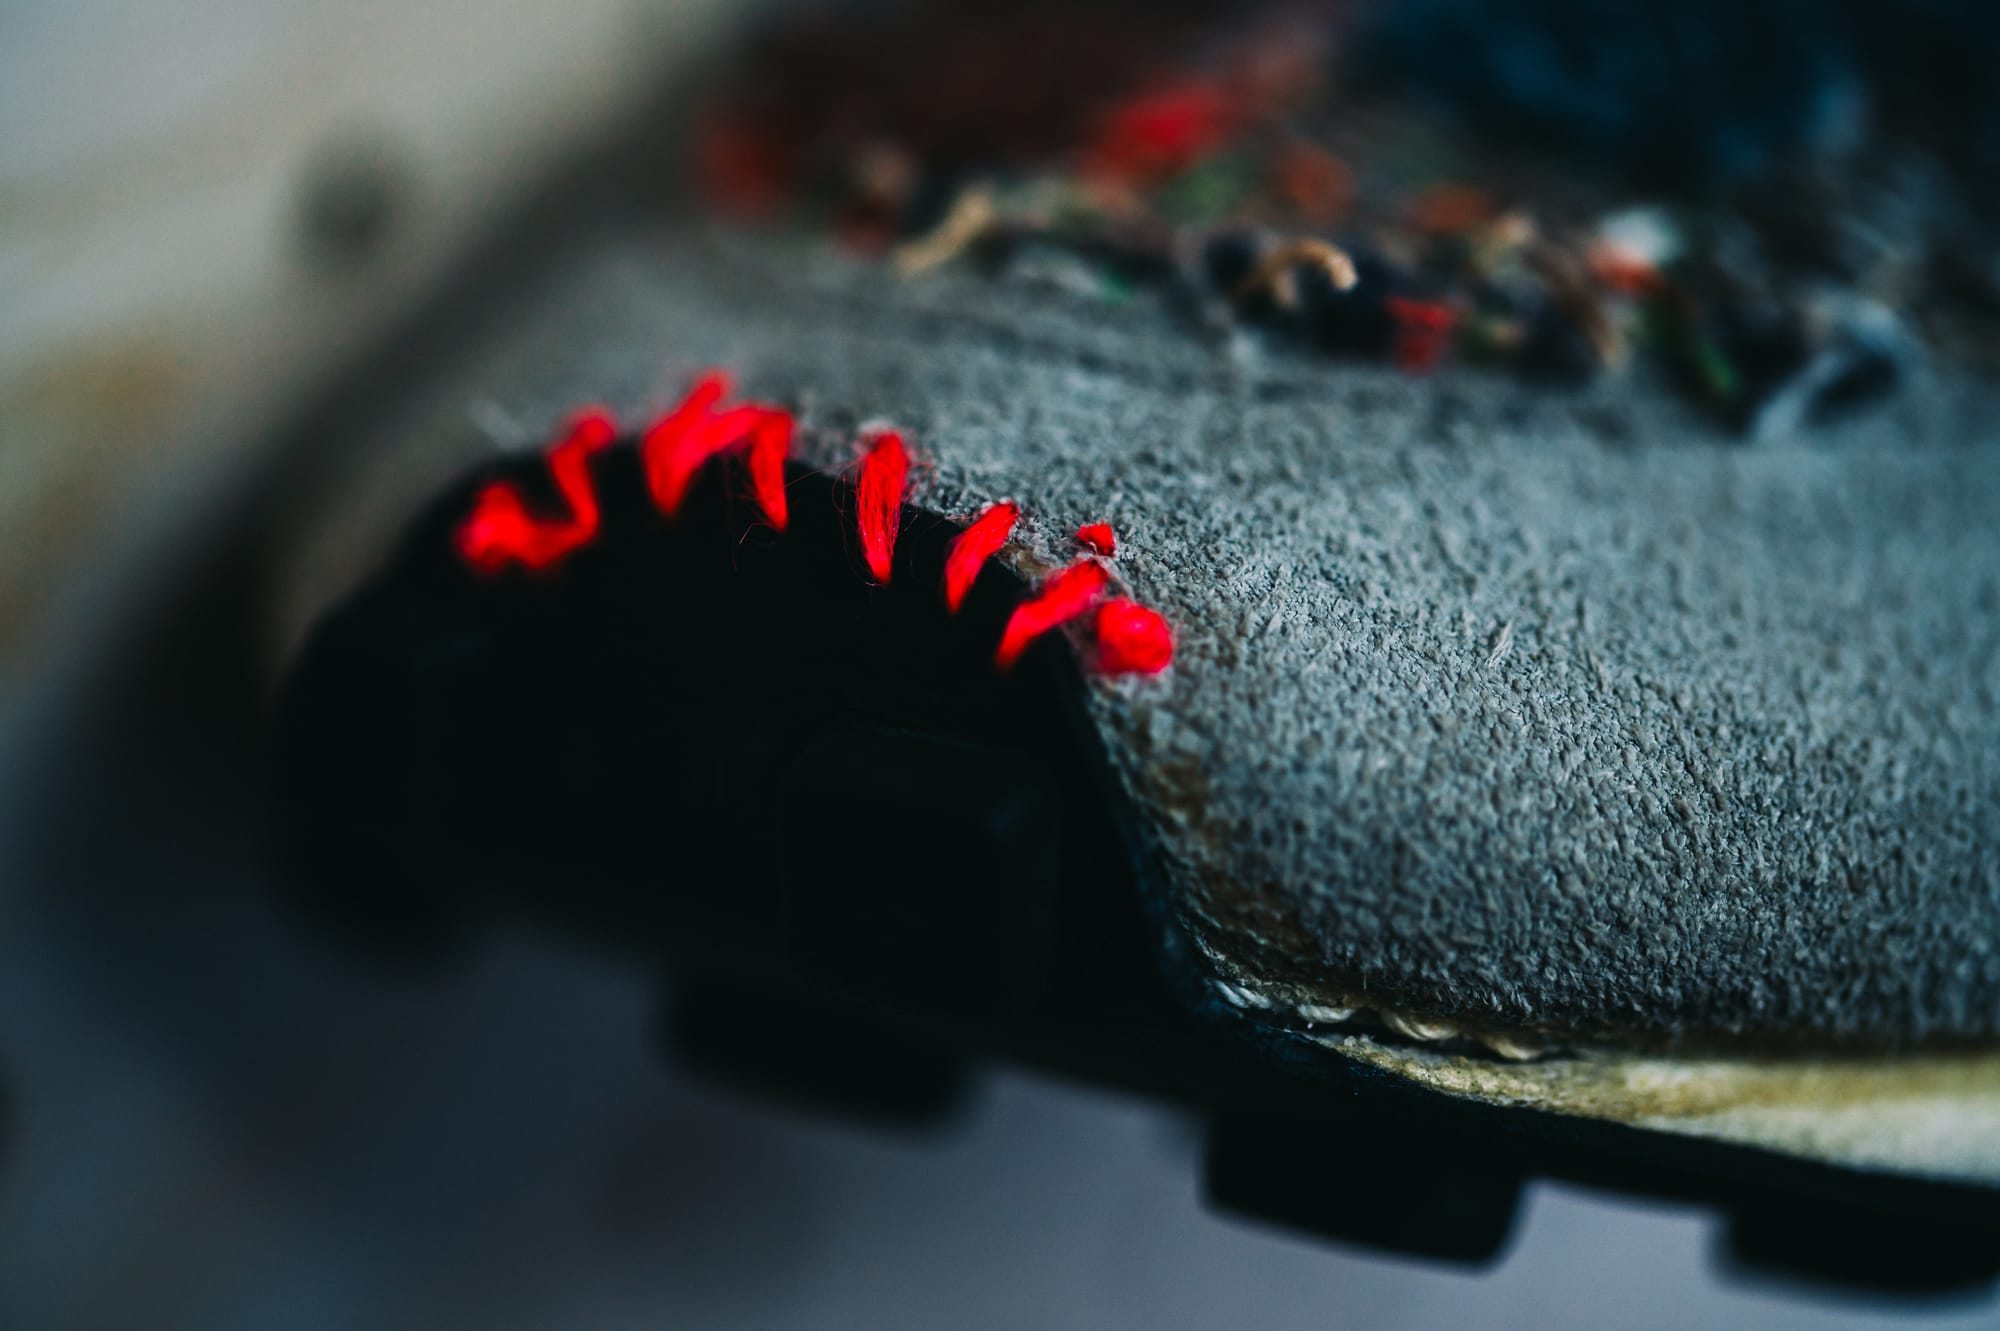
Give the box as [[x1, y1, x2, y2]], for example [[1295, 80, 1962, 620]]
[[943, 502, 1019, 613], [454, 373, 1165, 680], [744, 410, 792, 531], [640, 373, 732, 516], [995, 560, 1110, 671], [1094, 598, 1174, 674], [681, 405, 793, 527], [454, 408, 617, 572], [456, 487, 558, 570], [1075, 522, 1116, 556], [1385, 297, 1458, 374], [641, 372, 792, 528], [548, 408, 617, 530], [856, 431, 910, 584]]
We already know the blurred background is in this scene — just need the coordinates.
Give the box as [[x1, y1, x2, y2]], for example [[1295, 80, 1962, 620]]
[[4, 1, 2000, 1327]]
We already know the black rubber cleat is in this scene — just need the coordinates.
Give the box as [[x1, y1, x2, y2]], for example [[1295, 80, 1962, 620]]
[[1205, 1109, 1526, 1266], [661, 975, 972, 1128]]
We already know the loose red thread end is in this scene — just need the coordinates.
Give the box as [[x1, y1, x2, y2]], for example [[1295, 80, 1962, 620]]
[[943, 501, 1020, 613], [856, 430, 911, 584], [1385, 296, 1458, 374], [1095, 598, 1174, 674], [1075, 522, 1117, 557], [995, 560, 1110, 671]]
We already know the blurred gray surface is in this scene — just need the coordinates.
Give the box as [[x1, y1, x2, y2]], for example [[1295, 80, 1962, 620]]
[[0, 0, 715, 677]]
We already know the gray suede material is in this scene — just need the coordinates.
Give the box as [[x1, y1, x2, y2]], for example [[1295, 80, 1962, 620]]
[[363, 222, 2000, 1050]]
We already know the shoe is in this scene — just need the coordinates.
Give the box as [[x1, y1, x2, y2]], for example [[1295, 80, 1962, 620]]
[[271, 0, 2000, 1293]]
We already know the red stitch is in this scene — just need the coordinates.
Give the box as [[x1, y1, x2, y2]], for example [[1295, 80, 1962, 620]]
[[641, 377, 750, 518], [1075, 522, 1116, 556], [1095, 598, 1174, 674], [856, 430, 911, 584], [455, 408, 617, 572], [744, 410, 793, 531], [456, 486, 558, 571], [995, 560, 1110, 671], [639, 373, 726, 512], [679, 405, 793, 524], [642, 372, 792, 528], [943, 502, 1019, 613], [548, 408, 617, 528]]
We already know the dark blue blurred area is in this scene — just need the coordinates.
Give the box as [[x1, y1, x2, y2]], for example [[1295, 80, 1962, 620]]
[[1363, 0, 2000, 180]]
